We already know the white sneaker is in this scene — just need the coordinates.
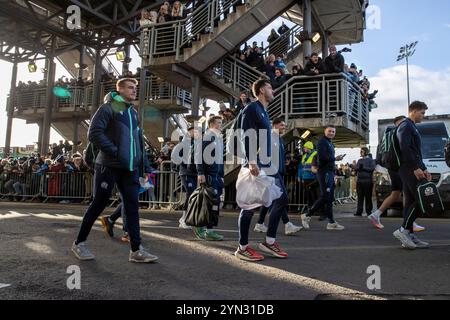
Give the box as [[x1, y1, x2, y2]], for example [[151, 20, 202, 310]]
[[71, 241, 95, 261], [254, 223, 268, 233], [179, 211, 191, 229], [285, 222, 302, 235], [393, 229, 416, 249], [413, 222, 426, 233], [129, 245, 158, 263], [326, 222, 345, 231], [178, 220, 192, 229], [409, 233, 429, 248], [368, 212, 384, 229], [301, 214, 311, 230]]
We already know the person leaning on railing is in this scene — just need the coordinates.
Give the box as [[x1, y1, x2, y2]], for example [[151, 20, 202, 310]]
[[304, 53, 325, 76], [324, 45, 345, 74]]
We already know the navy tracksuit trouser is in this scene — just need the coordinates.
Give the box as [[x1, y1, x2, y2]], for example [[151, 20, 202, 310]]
[[306, 170, 335, 223], [238, 173, 288, 246], [399, 167, 420, 232], [76, 164, 141, 251]]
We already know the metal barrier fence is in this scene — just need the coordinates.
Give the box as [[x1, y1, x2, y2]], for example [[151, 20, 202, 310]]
[[1, 166, 355, 210], [334, 176, 357, 204], [0, 166, 183, 208]]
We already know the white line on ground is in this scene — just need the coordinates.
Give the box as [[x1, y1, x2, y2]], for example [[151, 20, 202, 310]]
[[0, 283, 11, 289], [139, 229, 386, 300]]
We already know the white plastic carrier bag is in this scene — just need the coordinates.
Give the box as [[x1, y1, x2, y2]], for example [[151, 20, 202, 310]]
[[236, 167, 282, 210]]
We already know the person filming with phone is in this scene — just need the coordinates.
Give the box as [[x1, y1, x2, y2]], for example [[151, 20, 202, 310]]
[[301, 125, 346, 231]]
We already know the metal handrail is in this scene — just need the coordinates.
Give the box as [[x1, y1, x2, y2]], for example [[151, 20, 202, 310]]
[[212, 55, 266, 94], [260, 25, 303, 59], [12, 77, 192, 112], [267, 73, 370, 129], [141, 0, 252, 62], [86, 47, 121, 77]]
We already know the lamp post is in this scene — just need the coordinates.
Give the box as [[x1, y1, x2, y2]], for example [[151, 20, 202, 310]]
[[397, 41, 418, 107]]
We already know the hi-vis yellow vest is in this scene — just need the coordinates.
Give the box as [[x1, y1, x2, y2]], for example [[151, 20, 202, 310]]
[[301, 151, 317, 179]]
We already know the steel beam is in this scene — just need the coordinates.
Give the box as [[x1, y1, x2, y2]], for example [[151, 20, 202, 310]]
[[40, 56, 56, 155], [4, 61, 18, 156]]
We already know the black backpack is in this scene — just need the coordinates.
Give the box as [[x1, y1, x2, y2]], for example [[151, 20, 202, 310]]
[[445, 139, 450, 168], [417, 180, 444, 216], [83, 142, 99, 169], [378, 127, 401, 171]]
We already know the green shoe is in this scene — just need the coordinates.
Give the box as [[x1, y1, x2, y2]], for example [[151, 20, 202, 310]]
[[205, 230, 224, 241], [193, 227, 206, 240]]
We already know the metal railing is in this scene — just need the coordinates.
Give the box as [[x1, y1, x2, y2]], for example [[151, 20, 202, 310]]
[[267, 73, 370, 130], [212, 55, 266, 94], [260, 25, 303, 60], [86, 47, 121, 77], [0, 164, 184, 208], [12, 76, 192, 112], [0, 167, 356, 210], [334, 176, 357, 204], [141, 0, 251, 62]]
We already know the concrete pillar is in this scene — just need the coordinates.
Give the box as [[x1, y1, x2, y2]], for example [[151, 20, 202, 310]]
[[90, 49, 103, 117], [4, 61, 18, 156], [40, 57, 56, 155], [138, 64, 146, 124], [322, 33, 329, 58], [302, 0, 312, 59], [37, 119, 43, 154], [162, 111, 169, 140], [78, 45, 86, 80], [122, 45, 131, 76], [43, 59, 49, 83], [191, 75, 201, 117], [72, 118, 79, 154]]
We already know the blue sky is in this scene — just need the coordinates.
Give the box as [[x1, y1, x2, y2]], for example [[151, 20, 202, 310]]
[[1, 0, 450, 162], [344, 0, 450, 77]]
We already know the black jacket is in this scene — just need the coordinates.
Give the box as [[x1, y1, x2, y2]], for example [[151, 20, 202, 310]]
[[304, 59, 326, 76], [324, 53, 345, 73], [316, 136, 336, 171], [355, 157, 376, 181], [171, 135, 198, 176], [397, 118, 426, 171], [89, 91, 150, 174], [196, 129, 224, 177]]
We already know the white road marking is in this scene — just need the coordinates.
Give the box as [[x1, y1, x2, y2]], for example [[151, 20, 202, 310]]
[[0, 283, 11, 289], [139, 229, 386, 300]]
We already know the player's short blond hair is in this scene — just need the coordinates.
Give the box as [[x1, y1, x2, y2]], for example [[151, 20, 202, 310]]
[[116, 78, 138, 91]]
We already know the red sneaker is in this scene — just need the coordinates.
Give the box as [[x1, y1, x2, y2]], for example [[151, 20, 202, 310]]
[[121, 234, 130, 242], [258, 242, 288, 258], [234, 246, 264, 262]]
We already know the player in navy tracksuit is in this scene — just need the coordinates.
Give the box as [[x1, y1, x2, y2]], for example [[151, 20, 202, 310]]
[[71, 78, 158, 263], [301, 125, 345, 230], [193, 116, 225, 241], [393, 101, 431, 249], [171, 127, 200, 229], [234, 79, 289, 262]]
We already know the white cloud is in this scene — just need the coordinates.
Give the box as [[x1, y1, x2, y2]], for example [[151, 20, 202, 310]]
[[368, 65, 450, 145]]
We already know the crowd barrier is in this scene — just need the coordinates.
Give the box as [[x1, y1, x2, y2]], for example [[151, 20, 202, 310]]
[[1, 165, 355, 211]]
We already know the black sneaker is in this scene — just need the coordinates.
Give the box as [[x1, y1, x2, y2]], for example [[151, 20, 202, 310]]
[[100, 216, 114, 237]]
